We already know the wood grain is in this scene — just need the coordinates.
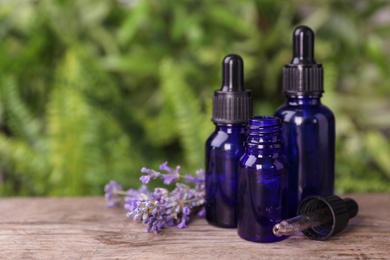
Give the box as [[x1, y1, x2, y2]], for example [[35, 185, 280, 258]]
[[0, 194, 389, 259]]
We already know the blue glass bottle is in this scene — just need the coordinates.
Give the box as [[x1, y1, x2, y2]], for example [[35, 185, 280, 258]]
[[274, 26, 335, 218], [237, 116, 288, 243], [205, 54, 252, 228]]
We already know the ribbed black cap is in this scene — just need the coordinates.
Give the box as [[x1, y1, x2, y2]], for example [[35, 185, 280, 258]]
[[212, 54, 252, 124], [298, 195, 359, 241], [283, 25, 324, 95]]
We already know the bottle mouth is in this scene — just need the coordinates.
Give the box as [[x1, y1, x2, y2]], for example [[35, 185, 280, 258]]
[[248, 116, 281, 128], [246, 116, 284, 147], [247, 116, 282, 136], [247, 116, 281, 132]]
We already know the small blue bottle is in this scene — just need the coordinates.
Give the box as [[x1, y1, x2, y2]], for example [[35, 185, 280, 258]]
[[275, 26, 335, 217], [205, 54, 252, 228], [237, 116, 288, 243]]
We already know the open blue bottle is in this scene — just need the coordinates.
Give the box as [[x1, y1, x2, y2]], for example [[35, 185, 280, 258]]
[[274, 26, 335, 217], [237, 116, 288, 243], [205, 54, 252, 228]]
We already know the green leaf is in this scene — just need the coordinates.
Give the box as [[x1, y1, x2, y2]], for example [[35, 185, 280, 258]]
[[365, 131, 390, 178], [117, 1, 149, 46]]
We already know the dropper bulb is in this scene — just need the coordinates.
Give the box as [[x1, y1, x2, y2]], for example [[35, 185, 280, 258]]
[[291, 25, 316, 65], [222, 54, 244, 92]]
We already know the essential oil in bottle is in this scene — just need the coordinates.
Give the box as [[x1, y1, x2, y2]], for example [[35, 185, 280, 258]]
[[205, 54, 252, 228], [275, 25, 335, 217], [237, 116, 288, 242]]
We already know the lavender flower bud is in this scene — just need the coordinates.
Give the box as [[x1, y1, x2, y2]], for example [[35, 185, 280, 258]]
[[139, 175, 151, 184]]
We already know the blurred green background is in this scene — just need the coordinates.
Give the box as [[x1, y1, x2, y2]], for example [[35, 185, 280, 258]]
[[0, 0, 389, 196]]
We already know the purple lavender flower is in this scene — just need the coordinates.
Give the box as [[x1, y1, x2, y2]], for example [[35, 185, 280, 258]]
[[104, 180, 123, 208], [138, 184, 149, 194], [124, 199, 137, 211], [177, 206, 191, 229], [197, 207, 206, 217], [159, 161, 180, 184], [127, 195, 169, 234], [139, 175, 151, 184], [185, 169, 205, 190], [184, 174, 195, 184], [106, 162, 206, 233], [195, 169, 205, 180], [145, 217, 157, 233], [161, 175, 178, 185], [124, 185, 150, 211], [125, 182, 204, 232], [139, 167, 161, 184], [165, 215, 175, 227], [159, 161, 175, 172], [141, 167, 160, 176]]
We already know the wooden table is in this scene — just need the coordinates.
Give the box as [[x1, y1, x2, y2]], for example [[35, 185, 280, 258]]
[[0, 194, 389, 259]]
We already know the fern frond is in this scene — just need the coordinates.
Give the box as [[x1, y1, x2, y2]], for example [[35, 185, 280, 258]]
[[0, 133, 48, 195], [159, 58, 213, 169], [47, 71, 92, 195], [46, 51, 146, 195], [142, 98, 179, 146], [0, 76, 42, 147]]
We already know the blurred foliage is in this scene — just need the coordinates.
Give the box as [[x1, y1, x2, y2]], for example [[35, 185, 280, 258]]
[[0, 0, 389, 196]]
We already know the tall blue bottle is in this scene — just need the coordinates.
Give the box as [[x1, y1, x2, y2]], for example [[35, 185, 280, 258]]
[[237, 116, 288, 243], [205, 54, 252, 228], [275, 26, 335, 217]]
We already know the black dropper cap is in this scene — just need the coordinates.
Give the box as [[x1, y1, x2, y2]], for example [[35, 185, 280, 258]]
[[283, 25, 323, 95], [298, 195, 359, 241], [212, 54, 252, 124]]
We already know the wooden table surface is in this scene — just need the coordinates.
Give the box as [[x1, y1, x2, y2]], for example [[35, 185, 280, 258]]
[[0, 194, 389, 259]]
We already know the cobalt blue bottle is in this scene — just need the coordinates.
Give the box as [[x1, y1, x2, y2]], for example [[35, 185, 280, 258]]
[[275, 26, 335, 218], [205, 54, 252, 228], [237, 116, 288, 243]]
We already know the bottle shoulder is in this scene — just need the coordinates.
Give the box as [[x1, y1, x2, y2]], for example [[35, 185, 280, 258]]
[[240, 153, 288, 169], [275, 103, 335, 123], [206, 129, 246, 150]]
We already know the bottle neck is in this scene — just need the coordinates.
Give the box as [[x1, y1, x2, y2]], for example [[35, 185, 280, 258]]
[[246, 134, 284, 154], [245, 116, 284, 154], [285, 94, 322, 106], [214, 124, 246, 134]]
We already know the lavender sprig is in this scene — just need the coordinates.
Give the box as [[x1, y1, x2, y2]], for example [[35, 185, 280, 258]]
[[140, 161, 181, 185], [104, 162, 205, 233], [104, 180, 123, 208]]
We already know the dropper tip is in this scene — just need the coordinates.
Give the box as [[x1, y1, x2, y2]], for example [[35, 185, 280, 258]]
[[221, 54, 244, 92], [272, 223, 284, 237]]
